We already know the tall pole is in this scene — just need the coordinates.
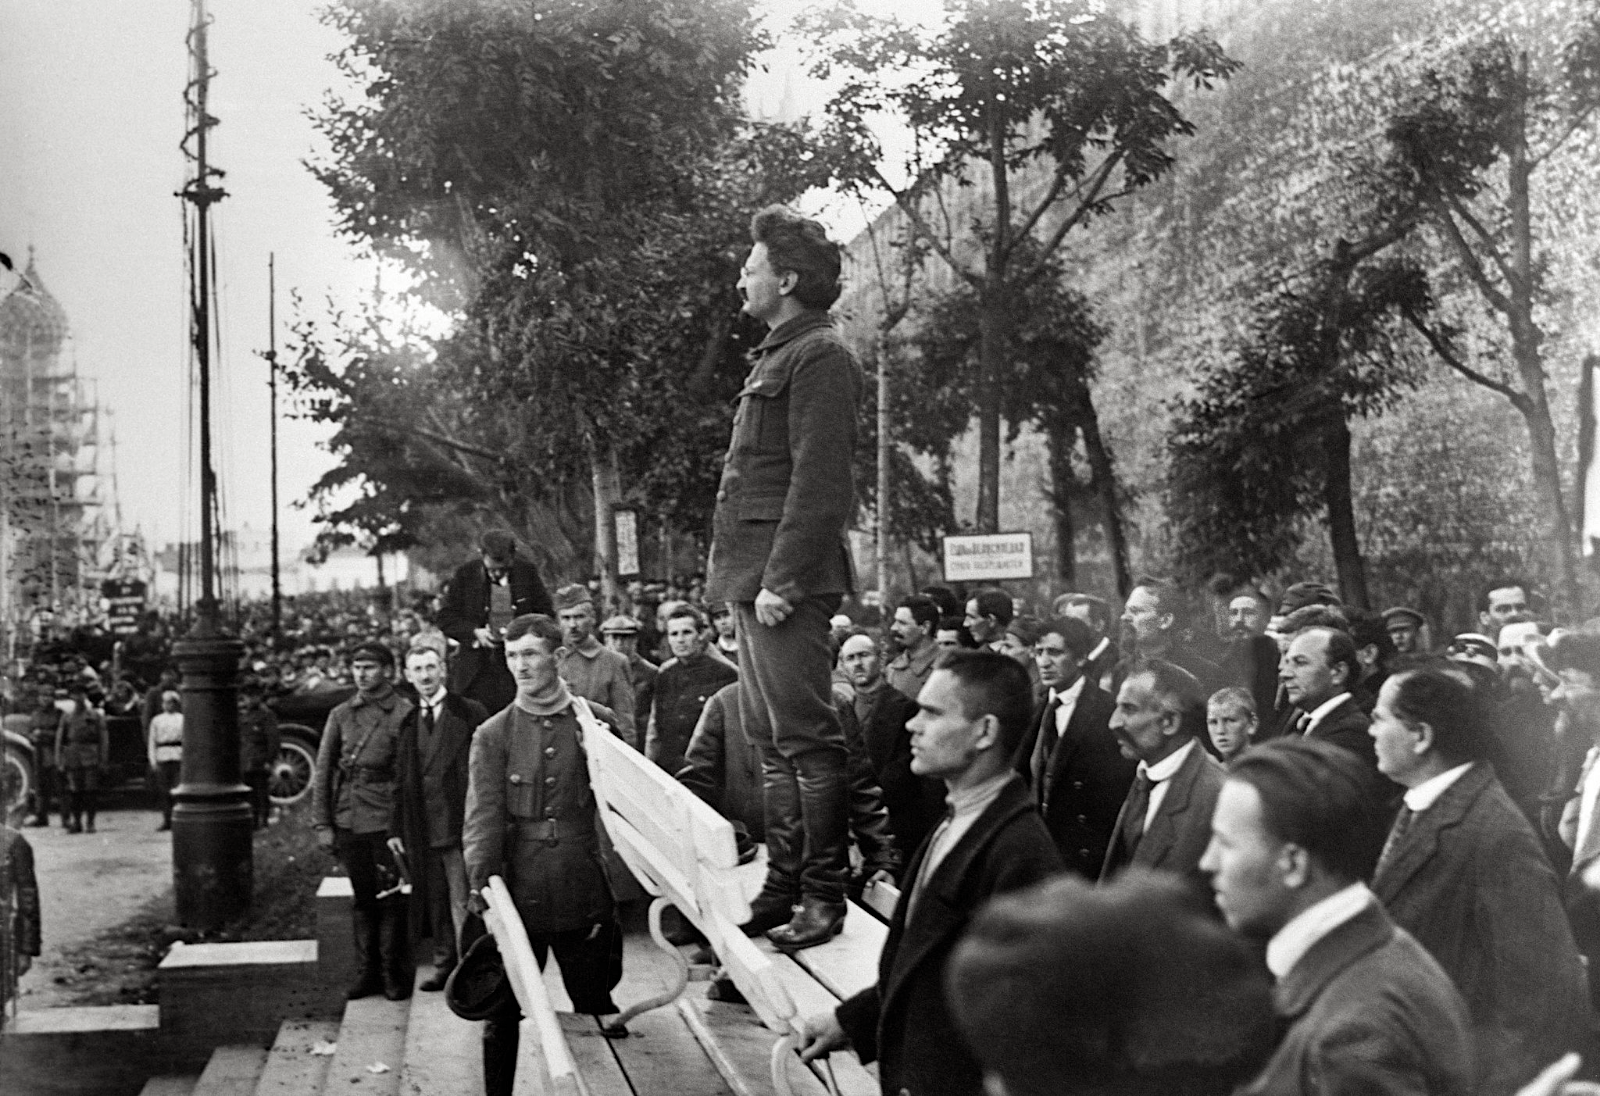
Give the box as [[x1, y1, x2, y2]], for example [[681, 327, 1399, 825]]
[[173, 0, 250, 931], [267, 254, 282, 637], [876, 331, 891, 604]]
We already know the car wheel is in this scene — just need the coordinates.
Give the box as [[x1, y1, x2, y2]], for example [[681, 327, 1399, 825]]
[[3, 743, 33, 825], [268, 735, 317, 806]]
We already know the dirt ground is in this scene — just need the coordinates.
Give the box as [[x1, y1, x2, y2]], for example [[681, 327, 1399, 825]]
[[14, 806, 175, 1010]]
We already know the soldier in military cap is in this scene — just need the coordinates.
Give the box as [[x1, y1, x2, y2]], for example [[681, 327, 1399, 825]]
[[313, 641, 415, 1001]]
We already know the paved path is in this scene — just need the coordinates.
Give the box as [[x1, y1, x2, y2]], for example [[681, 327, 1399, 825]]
[[14, 807, 174, 1010]]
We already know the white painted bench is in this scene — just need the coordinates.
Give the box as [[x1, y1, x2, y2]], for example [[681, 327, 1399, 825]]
[[575, 699, 892, 1096]]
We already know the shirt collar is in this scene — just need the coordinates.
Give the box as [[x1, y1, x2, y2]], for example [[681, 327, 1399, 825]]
[[1266, 883, 1373, 979], [1048, 675, 1086, 707], [1088, 636, 1111, 661], [945, 770, 1012, 818], [1140, 736, 1196, 783], [568, 635, 603, 659], [753, 310, 832, 353], [1404, 761, 1474, 812], [1306, 691, 1353, 726], [420, 688, 447, 711]]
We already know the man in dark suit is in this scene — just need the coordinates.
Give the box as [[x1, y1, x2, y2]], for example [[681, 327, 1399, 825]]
[[707, 206, 861, 949], [1100, 659, 1223, 890], [436, 531, 553, 714], [1279, 625, 1379, 769], [1114, 578, 1224, 696], [388, 639, 488, 991], [1013, 615, 1132, 879], [796, 651, 1062, 1096], [1201, 738, 1472, 1096], [1370, 668, 1592, 1094], [839, 631, 945, 864]]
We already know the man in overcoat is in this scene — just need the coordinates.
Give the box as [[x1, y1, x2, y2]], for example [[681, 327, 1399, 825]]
[[1370, 668, 1591, 1094], [462, 614, 624, 1096], [313, 642, 414, 1000], [1202, 738, 1472, 1096], [388, 639, 487, 991], [795, 651, 1061, 1096], [706, 205, 861, 949], [437, 531, 553, 714]]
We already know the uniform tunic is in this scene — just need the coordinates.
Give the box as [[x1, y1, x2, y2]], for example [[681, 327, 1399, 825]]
[[313, 686, 411, 835], [463, 704, 613, 934]]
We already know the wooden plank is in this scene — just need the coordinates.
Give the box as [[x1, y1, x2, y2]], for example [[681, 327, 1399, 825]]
[[785, 905, 885, 1002], [710, 926, 796, 1035], [606, 998, 735, 1096], [556, 1014, 633, 1096], [859, 879, 900, 923], [486, 879, 587, 1096], [678, 997, 824, 1096]]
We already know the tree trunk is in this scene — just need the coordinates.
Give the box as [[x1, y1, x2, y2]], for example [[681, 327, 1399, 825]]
[[975, 285, 1004, 534], [1077, 392, 1131, 598], [877, 331, 892, 601], [1506, 51, 1580, 616], [585, 432, 622, 611], [1321, 414, 1370, 609], [1045, 419, 1078, 586]]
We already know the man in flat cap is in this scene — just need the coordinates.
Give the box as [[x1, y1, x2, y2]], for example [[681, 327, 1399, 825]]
[[601, 613, 658, 726], [437, 531, 553, 714], [1383, 606, 1427, 656], [552, 584, 636, 747]]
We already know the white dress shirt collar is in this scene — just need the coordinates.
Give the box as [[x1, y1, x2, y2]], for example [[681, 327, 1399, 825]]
[[1266, 882, 1373, 979], [1305, 691, 1353, 731], [1139, 736, 1196, 784], [1403, 762, 1473, 812]]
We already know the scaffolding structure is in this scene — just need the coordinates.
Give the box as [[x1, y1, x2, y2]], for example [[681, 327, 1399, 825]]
[[0, 252, 115, 661]]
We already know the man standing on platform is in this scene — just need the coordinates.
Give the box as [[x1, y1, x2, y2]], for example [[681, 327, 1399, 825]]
[[707, 205, 861, 950], [553, 584, 636, 747], [463, 614, 624, 1096], [313, 642, 414, 1001], [437, 531, 553, 715], [389, 639, 487, 992]]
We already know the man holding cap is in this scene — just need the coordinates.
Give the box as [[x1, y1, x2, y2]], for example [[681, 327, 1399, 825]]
[[313, 641, 415, 1001]]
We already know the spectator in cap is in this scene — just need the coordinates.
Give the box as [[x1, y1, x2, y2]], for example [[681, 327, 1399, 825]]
[[1277, 580, 1339, 618], [601, 614, 658, 727], [238, 676, 280, 829], [54, 684, 107, 835], [313, 639, 415, 1001], [946, 871, 1276, 1096], [436, 531, 553, 714], [1014, 615, 1131, 880], [552, 585, 636, 747], [1447, 632, 1499, 676], [1368, 669, 1592, 1094], [711, 604, 740, 662], [1383, 607, 1427, 656], [1201, 738, 1472, 1096]]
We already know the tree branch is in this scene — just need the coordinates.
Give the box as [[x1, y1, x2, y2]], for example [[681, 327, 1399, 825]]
[[1009, 160, 1075, 251], [877, 166, 981, 289], [1401, 307, 1530, 410], [1529, 103, 1600, 168], [348, 414, 504, 463], [1429, 200, 1514, 317], [1442, 192, 1521, 294], [1022, 151, 1124, 283]]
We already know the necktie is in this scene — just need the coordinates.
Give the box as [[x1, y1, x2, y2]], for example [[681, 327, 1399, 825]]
[[1375, 805, 1414, 878], [422, 703, 436, 741], [1121, 771, 1154, 857], [1033, 697, 1062, 791]]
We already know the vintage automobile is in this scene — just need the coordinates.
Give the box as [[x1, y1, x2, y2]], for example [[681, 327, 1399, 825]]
[[264, 682, 356, 807]]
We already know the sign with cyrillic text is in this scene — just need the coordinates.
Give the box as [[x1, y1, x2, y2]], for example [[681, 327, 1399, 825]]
[[941, 533, 1034, 583]]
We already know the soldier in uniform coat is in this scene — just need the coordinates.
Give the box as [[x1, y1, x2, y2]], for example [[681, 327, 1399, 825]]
[[1, 824, 41, 1014], [436, 531, 553, 714], [55, 686, 107, 834], [463, 614, 625, 1096], [313, 642, 415, 1001]]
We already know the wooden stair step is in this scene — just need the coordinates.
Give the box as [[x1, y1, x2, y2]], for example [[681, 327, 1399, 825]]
[[191, 1045, 269, 1096], [399, 967, 482, 1096], [321, 996, 409, 1096], [253, 1018, 340, 1096], [138, 1075, 200, 1096]]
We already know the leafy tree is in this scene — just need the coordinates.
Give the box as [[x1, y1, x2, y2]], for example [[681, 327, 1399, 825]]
[[802, 0, 1237, 534], [1379, 8, 1600, 614], [299, 0, 819, 600], [1168, 244, 1434, 603]]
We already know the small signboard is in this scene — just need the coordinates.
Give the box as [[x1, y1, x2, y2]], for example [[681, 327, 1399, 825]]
[[942, 532, 1034, 583], [102, 578, 148, 634], [614, 508, 640, 578]]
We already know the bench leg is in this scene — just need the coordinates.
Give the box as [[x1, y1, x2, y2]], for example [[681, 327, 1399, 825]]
[[610, 896, 690, 1028]]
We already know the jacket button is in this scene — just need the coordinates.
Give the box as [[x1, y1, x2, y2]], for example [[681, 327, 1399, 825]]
[[544, 776, 556, 787], [545, 746, 557, 758], [1077, 814, 1087, 824], [509, 774, 522, 785], [717, 490, 727, 501]]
